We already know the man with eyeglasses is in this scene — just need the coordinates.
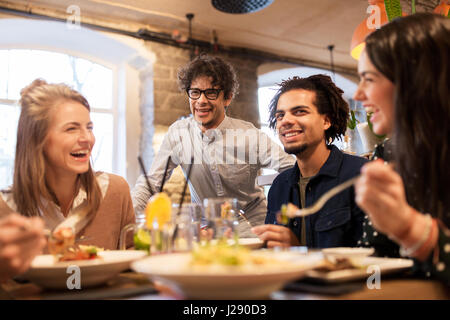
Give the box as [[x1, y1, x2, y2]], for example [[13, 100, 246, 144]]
[[132, 54, 295, 237]]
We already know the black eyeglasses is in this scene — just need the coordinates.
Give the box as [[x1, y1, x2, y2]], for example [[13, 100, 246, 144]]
[[186, 88, 222, 100]]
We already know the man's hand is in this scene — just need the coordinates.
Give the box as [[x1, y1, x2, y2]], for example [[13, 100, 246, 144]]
[[251, 224, 300, 248], [0, 214, 46, 281]]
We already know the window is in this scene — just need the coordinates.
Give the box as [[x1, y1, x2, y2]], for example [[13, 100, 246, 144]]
[[0, 49, 114, 189], [258, 86, 283, 148], [257, 86, 284, 195]]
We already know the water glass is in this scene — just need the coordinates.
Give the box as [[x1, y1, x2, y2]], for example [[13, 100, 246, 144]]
[[203, 197, 239, 241]]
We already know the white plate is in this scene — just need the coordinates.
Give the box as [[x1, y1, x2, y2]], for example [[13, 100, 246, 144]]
[[23, 250, 147, 289], [322, 247, 375, 264], [209, 238, 264, 250], [305, 256, 414, 283], [131, 251, 323, 299]]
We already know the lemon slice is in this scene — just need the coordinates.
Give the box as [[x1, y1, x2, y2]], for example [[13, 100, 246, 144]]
[[145, 192, 172, 230], [134, 229, 151, 251]]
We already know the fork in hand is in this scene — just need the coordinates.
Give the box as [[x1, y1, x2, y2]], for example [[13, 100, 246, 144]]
[[284, 175, 360, 218]]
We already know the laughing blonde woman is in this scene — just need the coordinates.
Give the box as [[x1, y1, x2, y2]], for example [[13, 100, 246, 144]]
[[0, 79, 135, 259]]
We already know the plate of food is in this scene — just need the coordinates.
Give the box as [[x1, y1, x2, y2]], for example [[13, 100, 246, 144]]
[[23, 249, 147, 289], [209, 238, 265, 250], [321, 247, 375, 264], [131, 242, 322, 299], [304, 256, 414, 283]]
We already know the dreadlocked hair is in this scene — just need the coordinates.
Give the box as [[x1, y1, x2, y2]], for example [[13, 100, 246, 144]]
[[268, 74, 349, 143]]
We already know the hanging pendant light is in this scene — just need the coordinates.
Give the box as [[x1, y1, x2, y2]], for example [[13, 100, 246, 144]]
[[350, 0, 390, 60], [211, 0, 273, 14]]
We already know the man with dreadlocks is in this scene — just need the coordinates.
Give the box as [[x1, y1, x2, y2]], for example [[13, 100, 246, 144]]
[[252, 75, 367, 248]]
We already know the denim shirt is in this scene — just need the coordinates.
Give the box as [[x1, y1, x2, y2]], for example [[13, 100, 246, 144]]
[[265, 145, 368, 248]]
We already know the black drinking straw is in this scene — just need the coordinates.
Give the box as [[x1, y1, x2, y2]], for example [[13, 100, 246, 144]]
[[172, 156, 194, 244], [159, 156, 171, 193], [138, 156, 156, 195], [178, 157, 194, 211]]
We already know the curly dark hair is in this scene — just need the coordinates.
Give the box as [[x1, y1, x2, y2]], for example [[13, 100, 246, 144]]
[[267, 74, 349, 143], [177, 54, 239, 100]]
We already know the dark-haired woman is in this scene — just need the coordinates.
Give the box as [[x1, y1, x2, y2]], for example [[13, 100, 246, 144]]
[[353, 13, 450, 284]]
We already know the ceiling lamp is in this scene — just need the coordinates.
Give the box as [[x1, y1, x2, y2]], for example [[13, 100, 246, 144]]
[[212, 0, 274, 14], [434, 0, 449, 16], [350, 0, 390, 60]]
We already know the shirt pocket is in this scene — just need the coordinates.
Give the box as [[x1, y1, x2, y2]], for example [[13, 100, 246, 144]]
[[222, 164, 251, 190], [315, 207, 351, 232]]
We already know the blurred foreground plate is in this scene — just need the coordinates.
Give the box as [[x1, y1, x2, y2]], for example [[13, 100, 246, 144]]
[[131, 251, 323, 299], [23, 250, 147, 290]]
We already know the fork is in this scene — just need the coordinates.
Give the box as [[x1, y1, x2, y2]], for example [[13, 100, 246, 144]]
[[237, 209, 253, 228], [44, 229, 91, 242], [237, 197, 262, 228], [285, 175, 360, 218]]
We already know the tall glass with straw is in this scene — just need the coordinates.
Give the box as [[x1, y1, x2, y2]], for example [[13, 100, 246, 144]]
[[120, 156, 172, 253]]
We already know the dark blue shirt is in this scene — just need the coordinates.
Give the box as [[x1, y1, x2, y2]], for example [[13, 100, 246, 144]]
[[266, 145, 368, 248]]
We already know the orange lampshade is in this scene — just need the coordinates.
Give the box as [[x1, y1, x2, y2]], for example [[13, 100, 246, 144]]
[[434, 0, 449, 16], [350, 0, 389, 60]]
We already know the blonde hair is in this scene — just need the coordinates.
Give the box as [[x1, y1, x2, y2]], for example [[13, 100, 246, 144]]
[[12, 79, 102, 218]]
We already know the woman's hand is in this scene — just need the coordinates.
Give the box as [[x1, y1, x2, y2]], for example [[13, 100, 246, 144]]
[[0, 214, 46, 281], [251, 224, 300, 248], [354, 160, 415, 239]]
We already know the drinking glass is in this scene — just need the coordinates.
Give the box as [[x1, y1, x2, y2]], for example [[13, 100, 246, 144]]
[[178, 203, 205, 245], [119, 206, 177, 254], [171, 204, 195, 252], [203, 197, 239, 241], [119, 210, 150, 252]]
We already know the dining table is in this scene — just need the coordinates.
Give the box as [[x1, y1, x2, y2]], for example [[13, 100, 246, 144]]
[[1, 270, 448, 300]]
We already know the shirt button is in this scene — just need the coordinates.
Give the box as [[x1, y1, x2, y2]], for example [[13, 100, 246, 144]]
[[293, 221, 298, 227]]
